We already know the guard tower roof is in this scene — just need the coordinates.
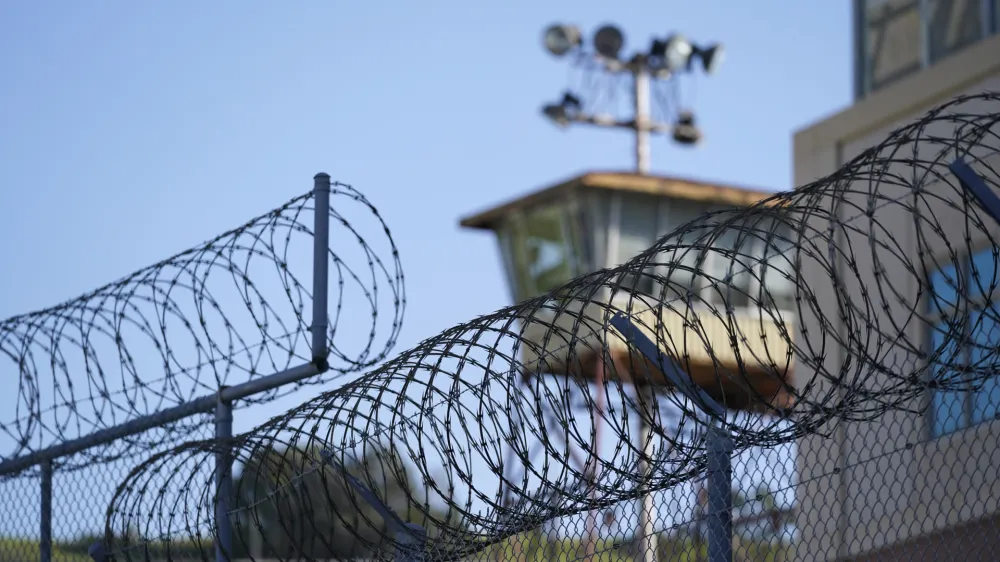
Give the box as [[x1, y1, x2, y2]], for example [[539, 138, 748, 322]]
[[459, 170, 779, 231]]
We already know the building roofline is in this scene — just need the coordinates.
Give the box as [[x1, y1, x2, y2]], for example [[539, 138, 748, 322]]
[[458, 170, 780, 231]]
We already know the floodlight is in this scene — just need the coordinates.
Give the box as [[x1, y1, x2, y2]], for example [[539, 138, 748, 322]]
[[543, 24, 582, 57], [542, 103, 570, 127], [541, 91, 583, 128], [648, 39, 668, 67], [560, 91, 582, 111], [696, 44, 725, 74], [662, 34, 694, 72], [672, 111, 702, 145], [593, 24, 625, 60]]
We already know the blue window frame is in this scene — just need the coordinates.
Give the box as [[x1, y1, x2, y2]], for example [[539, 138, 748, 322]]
[[927, 247, 1000, 437]]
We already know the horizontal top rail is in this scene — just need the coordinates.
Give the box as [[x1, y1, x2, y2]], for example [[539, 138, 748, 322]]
[[0, 361, 321, 477]]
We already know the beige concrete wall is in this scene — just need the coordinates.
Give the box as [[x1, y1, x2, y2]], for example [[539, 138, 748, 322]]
[[793, 32, 1000, 561]]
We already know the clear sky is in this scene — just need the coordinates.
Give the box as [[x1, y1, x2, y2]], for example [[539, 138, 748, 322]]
[[0, 0, 851, 543]]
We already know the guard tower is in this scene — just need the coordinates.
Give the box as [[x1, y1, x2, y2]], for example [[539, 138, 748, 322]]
[[459, 170, 796, 414]]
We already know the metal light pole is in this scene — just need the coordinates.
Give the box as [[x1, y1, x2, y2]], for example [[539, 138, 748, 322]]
[[633, 65, 652, 174]]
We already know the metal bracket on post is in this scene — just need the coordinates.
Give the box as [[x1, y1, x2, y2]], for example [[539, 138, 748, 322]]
[[951, 158, 1000, 225], [312, 173, 332, 368], [608, 312, 733, 562], [40, 460, 52, 562], [215, 395, 234, 562], [607, 313, 725, 418], [320, 449, 427, 562]]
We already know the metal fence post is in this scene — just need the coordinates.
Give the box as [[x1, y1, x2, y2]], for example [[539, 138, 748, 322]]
[[215, 397, 234, 562], [312, 173, 331, 364], [706, 427, 734, 562], [395, 522, 428, 562], [638, 388, 659, 562], [40, 460, 53, 562], [608, 313, 733, 562]]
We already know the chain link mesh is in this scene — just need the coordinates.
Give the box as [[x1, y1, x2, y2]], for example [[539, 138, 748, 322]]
[[96, 91, 1000, 562], [0, 416, 213, 561], [4, 90, 1000, 561]]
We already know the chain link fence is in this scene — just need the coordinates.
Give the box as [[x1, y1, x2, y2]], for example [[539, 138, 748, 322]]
[[90, 91, 1000, 562], [0, 416, 215, 562], [5, 93, 1000, 562]]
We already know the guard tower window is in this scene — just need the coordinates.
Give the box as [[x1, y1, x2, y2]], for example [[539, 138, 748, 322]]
[[707, 217, 757, 309], [758, 219, 797, 311], [616, 193, 662, 297], [657, 199, 712, 305], [507, 204, 578, 301], [702, 214, 797, 312]]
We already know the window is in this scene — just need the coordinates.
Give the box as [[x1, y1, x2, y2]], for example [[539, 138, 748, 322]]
[[757, 219, 797, 311], [657, 200, 711, 304], [566, 197, 594, 275], [704, 218, 756, 309], [856, 0, 998, 99], [927, 0, 986, 62], [616, 194, 661, 296], [505, 204, 578, 302], [862, 0, 923, 92], [702, 215, 797, 312], [927, 247, 1000, 438], [995, 0, 1000, 35], [603, 196, 798, 313]]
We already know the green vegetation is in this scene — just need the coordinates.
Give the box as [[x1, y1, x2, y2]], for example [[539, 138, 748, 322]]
[[0, 524, 793, 562], [0, 537, 94, 562], [0, 534, 217, 561]]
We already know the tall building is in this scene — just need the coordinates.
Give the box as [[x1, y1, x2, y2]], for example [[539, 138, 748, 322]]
[[794, 2, 1000, 559]]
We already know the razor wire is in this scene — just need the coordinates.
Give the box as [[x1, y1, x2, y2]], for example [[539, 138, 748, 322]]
[[0, 181, 405, 471], [103, 91, 1000, 561]]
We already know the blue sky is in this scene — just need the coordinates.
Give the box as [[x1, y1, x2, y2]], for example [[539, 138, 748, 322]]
[[0, 0, 851, 542]]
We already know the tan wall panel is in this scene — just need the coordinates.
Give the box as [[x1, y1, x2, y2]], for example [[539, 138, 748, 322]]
[[794, 39, 1000, 559]]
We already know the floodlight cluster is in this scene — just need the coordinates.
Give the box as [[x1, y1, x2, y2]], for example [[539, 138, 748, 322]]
[[538, 23, 722, 146]]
